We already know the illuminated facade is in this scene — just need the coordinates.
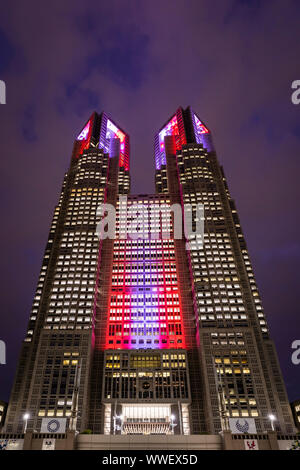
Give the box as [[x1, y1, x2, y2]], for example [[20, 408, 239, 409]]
[[4, 107, 295, 439], [155, 106, 295, 435], [105, 195, 185, 351]]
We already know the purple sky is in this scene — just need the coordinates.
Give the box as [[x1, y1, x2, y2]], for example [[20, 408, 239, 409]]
[[0, 0, 299, 403]]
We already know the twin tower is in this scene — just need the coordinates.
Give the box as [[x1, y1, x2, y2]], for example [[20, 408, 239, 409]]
[[4, 107, 295, 440]]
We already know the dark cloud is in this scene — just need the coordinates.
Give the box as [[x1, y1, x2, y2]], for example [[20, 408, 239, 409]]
[[0, 0, 299, 404], [224, 0, 262, 24], [57, 83, 101, 117], [22, 104, 38, 142], [90, 28, 151, 89], [0, 28, 16, 74]]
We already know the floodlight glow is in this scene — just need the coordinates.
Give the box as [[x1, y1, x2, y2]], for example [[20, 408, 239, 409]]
[[158, 115, 179, 152], [99, 114, 129, 170], [194, 114, 209, 134], [77, 121, 90, 141], [106, 119, 125, 143]]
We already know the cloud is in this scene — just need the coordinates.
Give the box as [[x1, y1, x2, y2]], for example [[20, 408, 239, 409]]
[[87, 27, 151, 90], [22, 104, 38, 141], [0, 28, 16, 74]]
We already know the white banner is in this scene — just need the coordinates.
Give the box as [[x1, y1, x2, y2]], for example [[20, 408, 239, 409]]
[[278, 439, 300, 450], [42, 438, 56, 450], [41, 418, 67, 434], [244, 439, 259, 450], [0, 439, 24, 450], [229, 418, 257, 434]]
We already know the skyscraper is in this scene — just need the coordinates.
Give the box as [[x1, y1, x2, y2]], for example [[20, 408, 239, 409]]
[[4, 107, 295, 445], [154, 107, 295, 436], [5, 112, 130, 434]]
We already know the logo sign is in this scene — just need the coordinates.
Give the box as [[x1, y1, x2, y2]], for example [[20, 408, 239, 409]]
[[229, 418, 257, 434], [277, 439, 300, 450], [244, 439, 259, 450], [0, 440, 8, 451], [0, 439, 24, 450], [42, 438, 56, 450], [41, 418, 66, 434]]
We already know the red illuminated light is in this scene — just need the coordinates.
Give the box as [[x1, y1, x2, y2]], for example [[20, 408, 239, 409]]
[[194, 114, 209, 134], [104, 204, 186, 351], [74, 116, 94, 158]]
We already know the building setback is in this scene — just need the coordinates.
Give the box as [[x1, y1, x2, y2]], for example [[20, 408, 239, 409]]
[[4, 107, 295, 440]]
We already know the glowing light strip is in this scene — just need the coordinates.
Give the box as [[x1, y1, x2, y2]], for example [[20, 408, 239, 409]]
[[191, 111, 214, 152], [158, 115, 179, 153], [155, 115, 179, 170], [74, 118, 93, 158], [194, 114, 209, 135], [155, 110, 186, 170], [77, 121, 91, 141]]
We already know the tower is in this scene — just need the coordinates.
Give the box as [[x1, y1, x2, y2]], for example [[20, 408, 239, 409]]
[[155, 106, 295, 434], [4, 112, 130, 433], [4, 106, 295, 440]]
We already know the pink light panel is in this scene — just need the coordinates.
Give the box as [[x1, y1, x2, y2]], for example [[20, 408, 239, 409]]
[[105, 203, 186, 350], [99, 116, 129, 170], [74, 117, 93, 158], [194, 114, 209, 135], [158, 115, 180, 153]]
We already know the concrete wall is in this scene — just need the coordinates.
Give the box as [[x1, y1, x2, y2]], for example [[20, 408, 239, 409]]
[[1, 430, 298, 450], [76, 434, 223, 450]]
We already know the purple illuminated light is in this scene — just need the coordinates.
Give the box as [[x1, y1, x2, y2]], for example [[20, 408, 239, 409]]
[[77, 121, 90, 141]]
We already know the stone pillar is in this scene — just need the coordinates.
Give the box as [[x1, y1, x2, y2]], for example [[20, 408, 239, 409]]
[[23, 431, 33, 450], [221, 430, 233, 450], [65, 430, 76, 450], [267, 431, 279, 450]]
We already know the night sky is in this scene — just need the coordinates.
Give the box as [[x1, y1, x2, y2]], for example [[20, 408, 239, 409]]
[[0, 0, 299, 404]]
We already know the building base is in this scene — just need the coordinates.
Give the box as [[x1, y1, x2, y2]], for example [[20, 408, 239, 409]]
[[76, 434, 222, 450], [0, 431, 299, 450]]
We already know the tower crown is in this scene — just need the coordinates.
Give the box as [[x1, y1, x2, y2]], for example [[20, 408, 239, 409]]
[[74, 111, 130, 170], [155, 106, 214, 170]]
